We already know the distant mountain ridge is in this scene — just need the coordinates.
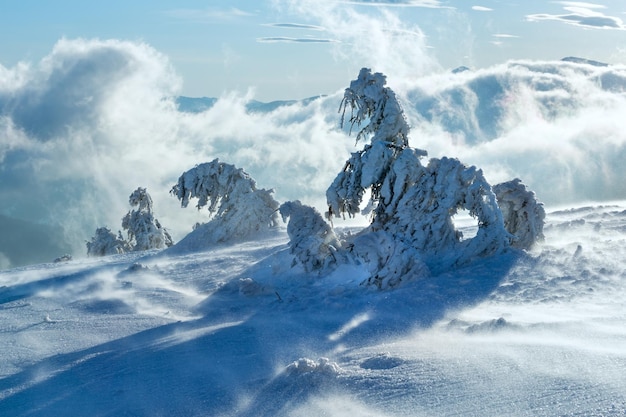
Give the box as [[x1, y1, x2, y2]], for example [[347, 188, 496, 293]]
[[175, 95, 324, 114], [561, 56, 609, 67]]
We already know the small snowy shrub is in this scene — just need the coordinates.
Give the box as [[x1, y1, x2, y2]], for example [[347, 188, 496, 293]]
[[171, 159, 280, 246], [493, 178, 545, 249], [286, 357, 341, 376], [122, 187, 173, 251], [279, 200, 340, 273], [86, 227, 129, 257]]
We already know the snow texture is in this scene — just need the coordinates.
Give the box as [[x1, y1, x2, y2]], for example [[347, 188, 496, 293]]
[[493, 178, 546, 249], [170, 159, 280, 249], [122, 187, 174, 251], [1, 201, 625, 417], [279, 200, 340, 273]]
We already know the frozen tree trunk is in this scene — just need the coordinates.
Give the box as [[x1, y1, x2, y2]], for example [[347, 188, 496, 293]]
[[493, 178, 545, 249], [279, 200, 340, 274]]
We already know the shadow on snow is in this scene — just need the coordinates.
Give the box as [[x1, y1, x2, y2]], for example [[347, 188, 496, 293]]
[[0, 245, 522, 416]]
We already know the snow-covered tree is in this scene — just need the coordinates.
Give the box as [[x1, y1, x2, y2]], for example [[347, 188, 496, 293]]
[[86, 227, 129, 257], [327, 68, 427, 221], [121, 187, 173, 251], [171, 159, 280, 247], [493, 178, 545, 249], [279, 200, 340, 273], [326, 68, 512, 286]]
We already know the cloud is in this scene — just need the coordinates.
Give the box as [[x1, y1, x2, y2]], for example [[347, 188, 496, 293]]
[[256, 37, 339, 43], [0, 38, 355, 263], [527, 4, 625, 29], [472, 6, 493, 12], [163, 7, 253, 22], [263, 23, 325, 30], [341, 0, 448, 7], [402, 59, 626, 205], [493, 34, 519, 38], [277, 0, 440, 84], [555, 1, 606, 8]]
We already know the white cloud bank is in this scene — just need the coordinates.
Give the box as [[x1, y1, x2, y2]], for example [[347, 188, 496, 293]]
[[1, 10, 626, 265], [0, 38, 353, 260]]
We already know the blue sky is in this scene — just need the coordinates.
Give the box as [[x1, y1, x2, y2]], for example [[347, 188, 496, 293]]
[[2, 0, 626, 100]]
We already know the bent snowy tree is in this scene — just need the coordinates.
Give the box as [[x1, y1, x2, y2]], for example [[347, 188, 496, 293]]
[[122, 187, 173, 251], [325, 68, 536, 286], [170, 159, 280, 248]]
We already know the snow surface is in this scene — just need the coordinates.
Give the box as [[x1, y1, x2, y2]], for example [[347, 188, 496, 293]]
[[1, 201, 625, 416]]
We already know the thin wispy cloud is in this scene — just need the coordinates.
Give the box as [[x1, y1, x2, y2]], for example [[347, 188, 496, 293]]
[[341, 0, 450, 8], [163, 7, 253, 22], [263, 23, 325, 30], [555, 1, 606, 8], [256, 37, 338, 43], [493, 33, 520, 38], [472, 6, 493, 12], [527, 4, 625, 30]]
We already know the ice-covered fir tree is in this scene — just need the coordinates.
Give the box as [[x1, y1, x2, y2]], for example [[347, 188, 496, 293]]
[[121, 187, 173, 251]]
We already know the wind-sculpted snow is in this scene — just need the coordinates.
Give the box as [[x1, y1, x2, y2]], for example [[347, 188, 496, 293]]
[[384, 157, 509, 273], [87, 188, 173, 256]]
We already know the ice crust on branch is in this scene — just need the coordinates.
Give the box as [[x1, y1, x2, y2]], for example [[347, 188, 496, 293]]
[[171, 159, 280, 247], [493, 178, 545, 249], [122, 187, 173, 251], [279, 200, 340, 273]]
